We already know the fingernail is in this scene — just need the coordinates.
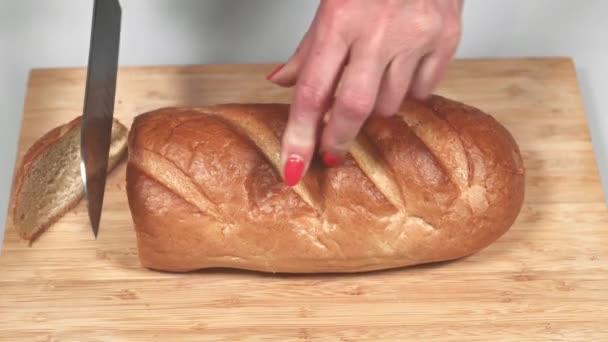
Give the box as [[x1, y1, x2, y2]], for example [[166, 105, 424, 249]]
[[284, 155, 304, 186], [266, 64, 284, 80], [322, 153, 343, 168]]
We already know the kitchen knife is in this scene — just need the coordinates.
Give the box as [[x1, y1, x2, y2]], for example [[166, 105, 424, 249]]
[[80, 0, 122, 238]]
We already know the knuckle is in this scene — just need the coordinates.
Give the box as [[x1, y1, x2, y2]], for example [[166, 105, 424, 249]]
[[442, 20, 462, 51], [317, 2, 351, 41], [314, 23, 335, 45], [315, 21, 351, 49], [337, 91, 375, 120], [322, 0, 350, 22], [295, 82, 329, 112], [410, 13, 442, 38]]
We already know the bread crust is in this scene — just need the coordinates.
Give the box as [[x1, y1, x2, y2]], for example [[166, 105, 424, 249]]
[[126, 95, 525, 273]]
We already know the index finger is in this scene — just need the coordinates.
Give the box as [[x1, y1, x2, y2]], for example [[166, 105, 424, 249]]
[[280, 36, 348, 186]]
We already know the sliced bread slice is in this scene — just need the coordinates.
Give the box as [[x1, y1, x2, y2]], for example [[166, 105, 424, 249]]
[[9, 116, 129, 242]]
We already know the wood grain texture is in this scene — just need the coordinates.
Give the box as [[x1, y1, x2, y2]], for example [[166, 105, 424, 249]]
[[2, 58, 607, 341]]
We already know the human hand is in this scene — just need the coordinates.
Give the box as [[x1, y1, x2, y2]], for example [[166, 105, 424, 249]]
[[267, 0, 464, 186]]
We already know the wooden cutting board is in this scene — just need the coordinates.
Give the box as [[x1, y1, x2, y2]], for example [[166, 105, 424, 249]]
[[2, 58, 607, 341]]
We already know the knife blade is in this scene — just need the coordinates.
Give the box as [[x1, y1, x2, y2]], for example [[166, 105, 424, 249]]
[[80, 0, 122, 238]]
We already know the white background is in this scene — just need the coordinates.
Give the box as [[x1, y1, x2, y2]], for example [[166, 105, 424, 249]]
[[1, 0, 606, 249]]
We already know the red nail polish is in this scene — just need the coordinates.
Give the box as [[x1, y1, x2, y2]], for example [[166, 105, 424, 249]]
[[266, 64, 284, 80], [284, 156, 304, 186], [322, 153, 342, 167]]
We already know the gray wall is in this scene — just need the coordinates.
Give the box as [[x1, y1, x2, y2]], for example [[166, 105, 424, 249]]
[[1, 0, 606, 250]]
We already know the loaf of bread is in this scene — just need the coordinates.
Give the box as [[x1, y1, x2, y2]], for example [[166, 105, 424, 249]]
[[126, 95, 525, 273]]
